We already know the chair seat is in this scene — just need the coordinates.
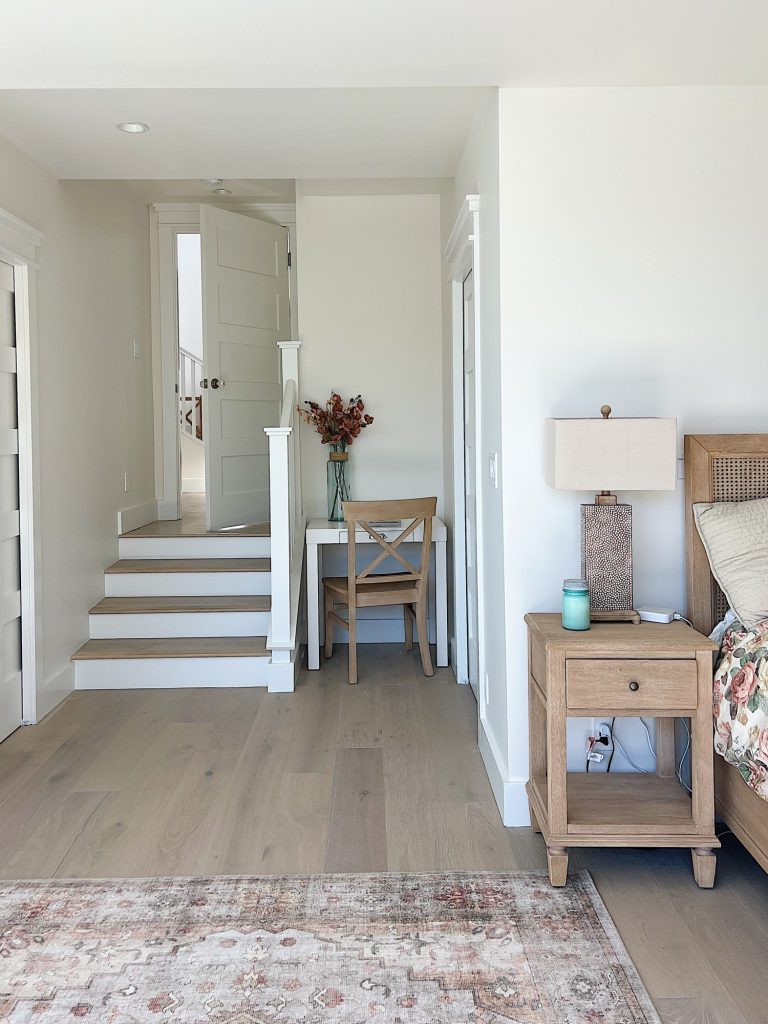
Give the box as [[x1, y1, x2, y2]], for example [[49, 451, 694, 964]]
[[323, 575, 419, 607]]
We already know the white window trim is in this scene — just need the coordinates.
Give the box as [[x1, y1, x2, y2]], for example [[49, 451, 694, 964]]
[[151, 202, 297, 517], [0, 206, 43, 723], [444, 195, 484, 706]]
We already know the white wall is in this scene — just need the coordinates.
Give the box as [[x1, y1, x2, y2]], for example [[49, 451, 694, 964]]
[[451, 93, 518, 818], [295, 184, 445, 518], [496, 86, 768, 815], [0, 133, 153, 718]]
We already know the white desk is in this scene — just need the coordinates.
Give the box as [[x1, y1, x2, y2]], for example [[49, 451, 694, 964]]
[[306, 517, 448, 671]]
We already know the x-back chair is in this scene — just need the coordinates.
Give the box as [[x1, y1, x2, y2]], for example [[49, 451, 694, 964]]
[[323, 497, 438, 684]]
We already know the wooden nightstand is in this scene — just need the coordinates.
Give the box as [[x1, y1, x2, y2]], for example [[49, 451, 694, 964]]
[[525, 613, 720, 888]]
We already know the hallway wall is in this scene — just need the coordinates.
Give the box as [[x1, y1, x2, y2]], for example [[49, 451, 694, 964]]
[[0, 133, 154, 718]]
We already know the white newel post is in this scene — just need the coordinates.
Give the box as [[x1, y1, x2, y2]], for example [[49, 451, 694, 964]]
[[278, 340, 301, 386], [265, 425, 291, 650], [264, 341, 303, 693], [277, 340, 303, 543]]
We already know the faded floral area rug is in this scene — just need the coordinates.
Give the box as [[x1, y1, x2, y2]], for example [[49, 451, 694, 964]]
[[0, 871, 660, 1023]]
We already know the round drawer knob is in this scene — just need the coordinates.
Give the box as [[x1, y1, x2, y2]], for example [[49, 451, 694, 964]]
[[628, 680, 640, 692]]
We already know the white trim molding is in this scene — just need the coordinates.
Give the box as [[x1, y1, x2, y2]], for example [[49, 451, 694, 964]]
[[444, 195, 483, 695], [0, 206, 44, 724], [478, 719, 530, 826]]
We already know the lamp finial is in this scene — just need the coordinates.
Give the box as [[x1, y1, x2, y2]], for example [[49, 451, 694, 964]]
[[600, 405, 612, 419]]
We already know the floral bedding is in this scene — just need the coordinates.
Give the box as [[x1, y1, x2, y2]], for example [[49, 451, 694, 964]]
[[714, 618, 768, 801]]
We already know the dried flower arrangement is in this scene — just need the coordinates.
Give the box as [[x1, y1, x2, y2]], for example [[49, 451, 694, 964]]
[[297, 392, 374, 451]]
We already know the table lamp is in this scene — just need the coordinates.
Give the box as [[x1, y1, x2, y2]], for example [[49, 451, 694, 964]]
[[546, 406, 677, 622]]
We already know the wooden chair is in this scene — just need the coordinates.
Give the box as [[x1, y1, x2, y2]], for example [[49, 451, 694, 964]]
[[323, 497, 437, 685]]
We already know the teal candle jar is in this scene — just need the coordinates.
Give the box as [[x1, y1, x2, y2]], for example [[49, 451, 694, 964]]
[[562, 579, 590, 631]]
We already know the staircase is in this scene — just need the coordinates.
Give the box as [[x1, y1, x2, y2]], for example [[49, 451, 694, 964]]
[[70, 520, 288, 688], [71, 342, 305, 694]]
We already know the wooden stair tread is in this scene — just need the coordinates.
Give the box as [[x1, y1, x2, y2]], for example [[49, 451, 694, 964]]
[[71, 637, 269, 660], [89, 596, 270, 614], [105, 558, 270, 574]]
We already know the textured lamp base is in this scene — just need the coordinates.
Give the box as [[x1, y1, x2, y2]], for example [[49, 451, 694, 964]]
[[581, 502, 635, 615]]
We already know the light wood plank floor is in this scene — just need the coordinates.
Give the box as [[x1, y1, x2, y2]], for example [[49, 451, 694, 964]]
[[124, 493, 269, 538], [1, 646, 766, 1024]]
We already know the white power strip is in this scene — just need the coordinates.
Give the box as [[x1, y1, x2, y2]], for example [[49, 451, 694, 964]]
[[637, 606, 675, 624]]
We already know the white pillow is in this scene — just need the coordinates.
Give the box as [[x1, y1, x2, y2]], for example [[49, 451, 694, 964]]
[[694, 497, 768, 630]]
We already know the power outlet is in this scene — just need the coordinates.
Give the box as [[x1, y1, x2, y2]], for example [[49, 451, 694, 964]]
[[588, 719, 613, 772]]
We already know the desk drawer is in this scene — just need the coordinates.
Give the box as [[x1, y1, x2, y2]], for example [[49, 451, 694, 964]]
[[566, 659, 698, 710]]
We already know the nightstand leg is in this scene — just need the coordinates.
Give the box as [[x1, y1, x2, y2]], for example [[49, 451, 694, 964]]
[[547, 846, 569, 886], [692, 847, 717, 888], [528, 801, 542, 833]]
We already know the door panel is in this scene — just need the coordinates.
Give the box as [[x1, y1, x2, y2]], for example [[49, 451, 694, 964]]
[[0, 261, 22, 742], [201, 207, 289, 529], [463, 269, 479, 700]]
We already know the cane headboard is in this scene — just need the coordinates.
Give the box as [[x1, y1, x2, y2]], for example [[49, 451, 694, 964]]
[[685, 434, 768, 635]]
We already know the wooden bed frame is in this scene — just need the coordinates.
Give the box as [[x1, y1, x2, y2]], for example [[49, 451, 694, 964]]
[[685, 433, 768, 873]]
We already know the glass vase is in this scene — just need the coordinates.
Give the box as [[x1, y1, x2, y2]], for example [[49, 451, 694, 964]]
[[327, 449, 351, 522]]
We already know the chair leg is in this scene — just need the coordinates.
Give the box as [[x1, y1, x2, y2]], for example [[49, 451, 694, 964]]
[[324, 590, 334, 659], [348, 609, 358, 685], [404, 604, 414, 651], [415, 598, 434, 677]]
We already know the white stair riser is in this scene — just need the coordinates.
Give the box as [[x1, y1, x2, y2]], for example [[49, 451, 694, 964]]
[[89, 610, 271, 639], [75, 657, 271, 689], [105, 571, 271, 597], [118, 536, 271, 560]]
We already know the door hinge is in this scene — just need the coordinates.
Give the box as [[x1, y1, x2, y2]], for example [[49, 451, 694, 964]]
[[175, 383, 179, 394], [287, 250, 292, 268]]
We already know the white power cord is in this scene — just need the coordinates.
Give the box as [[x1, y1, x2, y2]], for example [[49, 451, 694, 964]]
[[677, 718, 692, 794], [610, 723, 649, 773], [639, 717, 656, 759]]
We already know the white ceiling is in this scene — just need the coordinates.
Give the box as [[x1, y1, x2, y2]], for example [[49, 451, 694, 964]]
[[0, 88, 484, 179], [1, 1, 766, 181], [2, 0, 767, 89]]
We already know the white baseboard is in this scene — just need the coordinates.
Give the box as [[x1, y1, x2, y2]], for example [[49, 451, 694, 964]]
[[31, 662, 74, 722], [182, 477, 205, 493], [478, 720, 530, 827], [118, 500, 159, 536]]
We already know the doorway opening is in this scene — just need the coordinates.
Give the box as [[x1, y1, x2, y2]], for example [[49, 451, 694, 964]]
[[176, 232, 206, 503], [154, 200, 295, 531]]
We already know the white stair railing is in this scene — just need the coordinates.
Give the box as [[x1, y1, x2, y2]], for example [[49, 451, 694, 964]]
[[264, 342, 304, 670], [179, 347, 203, 442]]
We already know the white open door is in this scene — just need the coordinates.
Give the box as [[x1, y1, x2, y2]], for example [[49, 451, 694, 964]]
[[0, 261, 22, 741], [200, 206, 289, 530]]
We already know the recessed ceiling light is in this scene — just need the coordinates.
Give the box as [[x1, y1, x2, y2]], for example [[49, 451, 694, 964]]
[[212, 187, 232, 195], [116, 121, 149, 133]]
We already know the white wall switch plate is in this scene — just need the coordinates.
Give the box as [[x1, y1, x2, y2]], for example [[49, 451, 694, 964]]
[[132, 338, 140, 358], [123, 472, 129, 493], [488, 452, 499, 488]]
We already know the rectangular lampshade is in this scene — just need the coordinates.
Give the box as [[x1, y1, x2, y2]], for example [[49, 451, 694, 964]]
[[546, 416, 677, 492]]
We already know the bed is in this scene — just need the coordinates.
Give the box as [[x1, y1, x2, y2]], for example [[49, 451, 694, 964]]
[[685, 433, 768, 873]]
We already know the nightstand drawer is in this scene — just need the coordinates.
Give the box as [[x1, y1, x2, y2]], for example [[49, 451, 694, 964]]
[[566, 659, 698, 710]]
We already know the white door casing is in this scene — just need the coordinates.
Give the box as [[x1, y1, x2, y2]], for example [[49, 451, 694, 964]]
[[0, 261, 22, 741], [463, 268, 479, 700], [200, 206, 290, 530]]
